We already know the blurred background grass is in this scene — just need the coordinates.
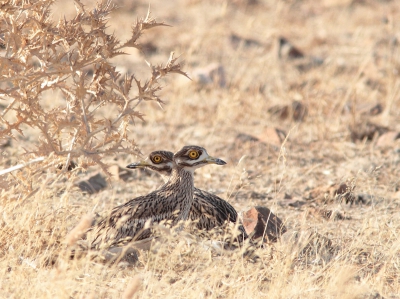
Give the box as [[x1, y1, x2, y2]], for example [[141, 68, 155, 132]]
[[1, 0, 400, 298]]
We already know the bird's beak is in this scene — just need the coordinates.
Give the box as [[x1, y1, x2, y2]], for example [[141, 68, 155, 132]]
[[205, 155, 227, 165], [126, 160, 149, 169]]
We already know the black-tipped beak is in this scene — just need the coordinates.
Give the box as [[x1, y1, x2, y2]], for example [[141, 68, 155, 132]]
[[126, 161, 148, 169], [205, 156, 227, 165], [215, 158, 227, 165]]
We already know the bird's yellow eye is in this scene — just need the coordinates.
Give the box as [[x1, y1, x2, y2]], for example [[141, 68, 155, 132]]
[[188, 150, 199, 159], [152, 155, 162, 164]]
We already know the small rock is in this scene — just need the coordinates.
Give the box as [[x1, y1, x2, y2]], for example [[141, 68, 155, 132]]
[[284, 193, 292, 199], [249, 191, 267, 200], [257, 127, 287, 148], [0, 176, 9, 191], [278, 37, 304, 60], [292, 101, 308, 121], [268, 101, 308, 122], [295, 57, 324, 71], [359, 291, 385, 299], [0, 137, 11, 148], [242, 206, 287, 242], [281, 198, 307, 208], [376, 131, 400, 148], [77, 172, 107, 194], [230, 33, 262, 49], [354, 193, 372, 205], [192, 63, 226, 88], [307, 181, 356, 204], [343, 102, 383, 116], [310, 208, 348, 221], [138, 41, 158, 55], [226, 0, 259, 8], [235, 132, 259, 144], [335, 182, 356, 204], [277, 36, 324, 71], [350, 121, 388, 142], [363, 103, 383, 116], [233, 191, 268, 201]]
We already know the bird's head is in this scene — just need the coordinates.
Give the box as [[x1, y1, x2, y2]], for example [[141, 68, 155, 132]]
[[173, 145, 226, 172], [126, 151, 174, 177]]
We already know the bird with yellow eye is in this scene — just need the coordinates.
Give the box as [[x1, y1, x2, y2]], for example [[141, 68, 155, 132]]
[[126, 149, 248, 242], [84, 145, 227, 251]]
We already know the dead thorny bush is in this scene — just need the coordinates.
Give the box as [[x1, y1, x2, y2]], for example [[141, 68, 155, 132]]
[[0, 0, 188, 187]]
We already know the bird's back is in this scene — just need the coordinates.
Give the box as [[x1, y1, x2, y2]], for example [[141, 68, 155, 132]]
[[88, 184, 191, 249], [190, 188, 248, 239]]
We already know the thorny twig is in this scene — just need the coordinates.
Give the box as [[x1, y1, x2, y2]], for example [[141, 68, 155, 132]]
[[0, 0, 188, 180]]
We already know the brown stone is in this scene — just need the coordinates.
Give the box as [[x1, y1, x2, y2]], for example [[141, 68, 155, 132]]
[[0, 137, 11, 148], [361, 103, 383, 116], [307, 181, 356, 204], [310, 208, 348, 221], [235, 132, 259, 144], [343, 102, 383, 116], [281, 198, 307, 208], [292, 101, 308, 121], [278, 37, 304, 60], [192, 63, 226, 88], [243, 206, 287, 242], [0, 176, 9, 191], [230, 33, 262, 50], [334, 183, 356, 204], [350, 121, 388, 142], [258, 127, 286, 148], [268, 104, 289, 120], [76, 172, 107, 194], [376, 131, 400, 148], [268, 101, 307, 122]]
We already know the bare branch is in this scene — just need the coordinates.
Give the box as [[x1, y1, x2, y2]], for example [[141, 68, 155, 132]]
[[0, 0, 187, 182]]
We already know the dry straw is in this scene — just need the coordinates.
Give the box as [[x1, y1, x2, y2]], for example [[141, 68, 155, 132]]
[[122, 276, 142, 299], [65, 212, 94, 246], [0, 0, 188, 186]]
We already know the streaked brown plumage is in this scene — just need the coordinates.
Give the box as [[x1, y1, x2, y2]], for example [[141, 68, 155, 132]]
[[127, 150, 249, 240], [86, 146, 226, 250]]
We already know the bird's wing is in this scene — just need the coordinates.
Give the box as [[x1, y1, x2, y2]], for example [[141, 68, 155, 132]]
[[89, 191, 179, 249], [193, 188, 238, 222], [192, 188, 248, 238]]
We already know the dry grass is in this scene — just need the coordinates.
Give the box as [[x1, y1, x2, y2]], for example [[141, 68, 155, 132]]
[[1, 0, 400, 298]]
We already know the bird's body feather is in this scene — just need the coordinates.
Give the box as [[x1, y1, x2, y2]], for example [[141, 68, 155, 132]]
[[88, 167, 194, 249], [191, 188, 247, 237], [127, 150, 248, 239]]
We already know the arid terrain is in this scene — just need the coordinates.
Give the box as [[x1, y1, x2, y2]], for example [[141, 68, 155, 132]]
[[1, 0, 400, 298]]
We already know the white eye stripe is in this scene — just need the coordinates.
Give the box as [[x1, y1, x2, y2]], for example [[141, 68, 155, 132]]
[[198, 151, 208, 160]]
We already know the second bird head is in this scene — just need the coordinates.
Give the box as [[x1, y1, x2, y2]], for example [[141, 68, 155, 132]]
[[126, 150, 174, 177], [173, 145, 226, 171]]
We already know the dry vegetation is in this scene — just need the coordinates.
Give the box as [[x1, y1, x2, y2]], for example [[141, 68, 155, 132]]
[[1, 0, 400, 298]]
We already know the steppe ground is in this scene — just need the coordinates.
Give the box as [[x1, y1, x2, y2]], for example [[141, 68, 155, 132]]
[[1, 0, 400, 298]]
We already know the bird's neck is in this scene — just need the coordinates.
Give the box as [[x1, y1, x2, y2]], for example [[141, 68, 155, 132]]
[[169, 166, 194, 181], [167, 167, 195, 221]]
